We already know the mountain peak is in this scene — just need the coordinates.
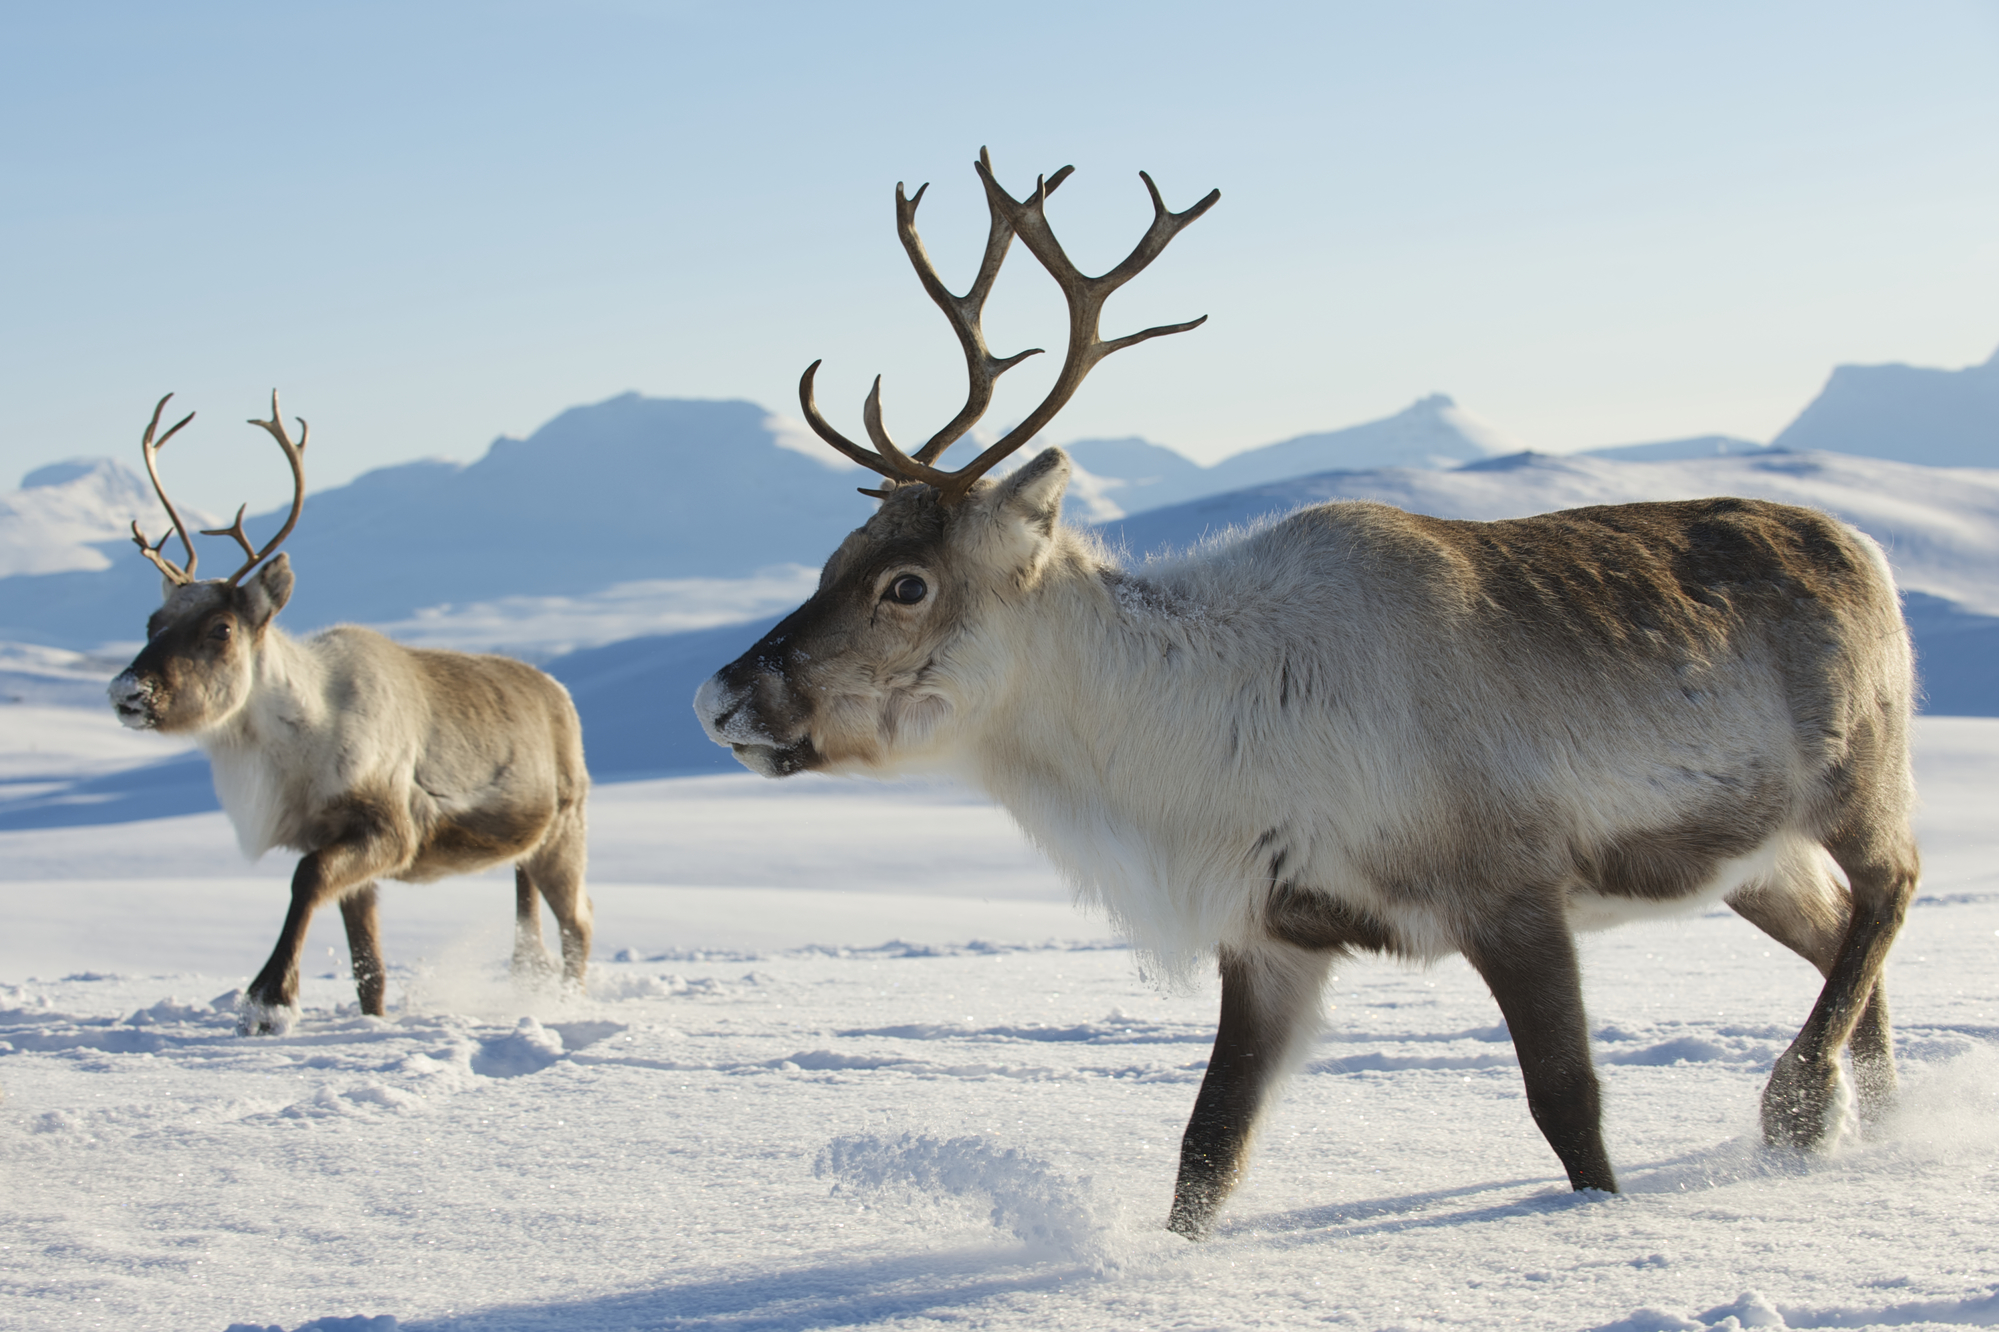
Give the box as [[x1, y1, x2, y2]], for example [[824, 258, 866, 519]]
[[22, 457, 125, 490], [1, 455, 208, 580], [1772, 345, 1999, 467]]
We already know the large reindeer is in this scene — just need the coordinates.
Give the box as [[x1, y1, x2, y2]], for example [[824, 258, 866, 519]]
[[695, 151, 1920, 1238], [109, 394, 592, 1034]]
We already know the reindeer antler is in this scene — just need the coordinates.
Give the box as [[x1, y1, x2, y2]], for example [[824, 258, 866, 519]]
[[799, 148, 1218, 503], [129, 393, 201, 585], [200, 390, 309, 586], [128, 391, 309, 589]]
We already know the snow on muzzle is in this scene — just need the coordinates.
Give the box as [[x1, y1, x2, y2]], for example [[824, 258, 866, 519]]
[[108, 670, 159, 730], [693, 667, 820, 778]]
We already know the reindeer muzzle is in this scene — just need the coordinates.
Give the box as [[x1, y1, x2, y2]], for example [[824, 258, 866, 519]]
[[693, 671, 820, 778], [108, 670, 161, 730]]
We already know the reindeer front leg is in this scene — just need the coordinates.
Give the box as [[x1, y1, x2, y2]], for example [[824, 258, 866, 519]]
[[243, 814, 411, 1034], [339, 883, 386, 1017], [1170, 943, 1333, 1239]]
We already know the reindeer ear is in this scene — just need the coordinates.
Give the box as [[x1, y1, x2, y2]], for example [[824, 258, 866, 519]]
[[241, 553, 293, 628], [994, 448, 1071, 534]]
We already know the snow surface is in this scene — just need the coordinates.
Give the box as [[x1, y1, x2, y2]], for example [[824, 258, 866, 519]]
[[1, 702, 1995, 1331]]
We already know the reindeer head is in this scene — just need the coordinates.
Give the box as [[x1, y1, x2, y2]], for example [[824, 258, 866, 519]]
[[109, 393, 307, 734], [696, 150, 1215, 777]]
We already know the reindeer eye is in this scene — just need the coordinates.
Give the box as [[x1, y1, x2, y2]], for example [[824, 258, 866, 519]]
[[887, 575, 928, 605], [207, 621, 232, 643]]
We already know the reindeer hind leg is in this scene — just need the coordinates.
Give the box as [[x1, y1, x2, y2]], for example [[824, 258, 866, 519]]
[[1728, 840, 1896, 1124], [522, 806, 591, 992], [512, 866, 557, 980], [1761, 816, 1918, 1148]]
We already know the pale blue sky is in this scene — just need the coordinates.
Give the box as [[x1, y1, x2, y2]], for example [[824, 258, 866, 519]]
[[4, 1, 1996, 508]]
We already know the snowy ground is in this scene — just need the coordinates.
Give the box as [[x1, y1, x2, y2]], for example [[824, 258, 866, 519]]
[[1, 709, 1995, 1331]]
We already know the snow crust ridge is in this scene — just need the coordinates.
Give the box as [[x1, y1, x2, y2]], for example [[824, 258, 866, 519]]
[[1595, 1284, 1999, 1330], [815, 1131, 1107, 1261]]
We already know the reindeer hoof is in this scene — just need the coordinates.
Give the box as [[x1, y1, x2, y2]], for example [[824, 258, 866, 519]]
[[1166, 1192, 1221, 1241], [236, 996, 299, 1037], [1761, 1052, 1854, 1150], [511, 947, 560, 986]]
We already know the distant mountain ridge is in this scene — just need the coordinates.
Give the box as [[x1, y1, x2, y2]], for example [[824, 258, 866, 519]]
[[1774, 344, 1999, 465], [1098, 447, 1999, 618], [3, 335, 1996, 653], [0, 391, 1512, 649], [1059, 393, 1511, 515], [0, 396, 875, 649]]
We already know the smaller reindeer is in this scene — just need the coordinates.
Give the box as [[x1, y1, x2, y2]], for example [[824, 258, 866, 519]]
[[110, 394, 591, 1033]]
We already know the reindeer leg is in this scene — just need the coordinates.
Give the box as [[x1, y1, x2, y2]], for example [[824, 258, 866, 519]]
[[522, 812, 593, 992], [1169, 943, 1332, 1239], [243, 851, 344, 1035], [1847, 982, 1896, 1120], [512, 867, 555, 979], [338, 883, 386, 1017], [1465, 899, 1617, 1193], [1729, 847, 1896, 1122], [1763, 826, 1918, 1148], [242, 812, 412, 1036]]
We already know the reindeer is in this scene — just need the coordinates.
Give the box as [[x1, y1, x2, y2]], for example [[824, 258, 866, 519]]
[[109, 394, 592, 1034], [694, 151, 1920, 1238]]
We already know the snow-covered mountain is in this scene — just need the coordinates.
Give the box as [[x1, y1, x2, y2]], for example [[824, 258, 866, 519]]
[[0, 395, 874, 649], [0, 457, 214, 579], [5, 444, 1996, 804], [5, 356, 1997, 771], [1060, 393, 1511, 516], [0, 392, 1519, 651], [1772, 344, 1999, 466]]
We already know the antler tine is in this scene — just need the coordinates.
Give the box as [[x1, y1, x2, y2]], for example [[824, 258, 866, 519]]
[[131, 392, 200, 585], [861, 377, 954, 488], [924, 159, 1219, 500], [898, 148, 1071, 465], [201, 389, 309, 586], [799, 360, 902, 482], [199, 503, 257, 564]]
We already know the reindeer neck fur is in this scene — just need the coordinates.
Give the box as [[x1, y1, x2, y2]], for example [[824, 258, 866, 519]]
[[195, 625, 333, 860], [959, 525, 1378, 974]]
